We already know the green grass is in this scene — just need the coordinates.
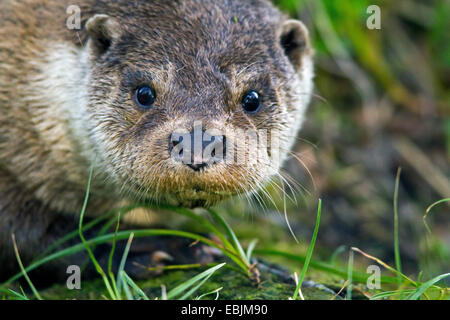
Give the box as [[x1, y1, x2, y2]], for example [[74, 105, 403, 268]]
[[424, 198, 450, 235], [393, 168, 403, 288], [1, 166, 448, 300], [1, 165, 232, 301], [292, 199, 322, 300], [9, 234, 42, 300], [346, 249, 354, 300]]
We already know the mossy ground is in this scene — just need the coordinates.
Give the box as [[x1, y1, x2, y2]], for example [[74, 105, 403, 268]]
[[39, 262, 340, 300]]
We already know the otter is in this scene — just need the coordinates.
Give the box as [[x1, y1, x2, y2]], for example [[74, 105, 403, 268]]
[[0, 0, 313, 282]]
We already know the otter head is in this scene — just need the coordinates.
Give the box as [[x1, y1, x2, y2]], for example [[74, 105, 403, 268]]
[[82, 0, 313, 207]]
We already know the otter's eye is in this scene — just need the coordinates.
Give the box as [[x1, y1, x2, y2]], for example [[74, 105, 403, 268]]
[[135, 85, 156, 109], [242, 91, 261, 113]]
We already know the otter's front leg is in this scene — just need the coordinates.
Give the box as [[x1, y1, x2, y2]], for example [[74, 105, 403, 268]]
[[0, 195, 88, 286]]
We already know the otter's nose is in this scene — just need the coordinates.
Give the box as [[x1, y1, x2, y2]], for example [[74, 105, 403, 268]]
[[169, 130, 226, 172]]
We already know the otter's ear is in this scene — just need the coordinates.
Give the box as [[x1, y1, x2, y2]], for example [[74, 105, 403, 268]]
[[85, 14, 120, 55], [280, 20, 311, 71]]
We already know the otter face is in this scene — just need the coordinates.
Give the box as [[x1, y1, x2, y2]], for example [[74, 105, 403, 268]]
[[82, 0, 313, 207]]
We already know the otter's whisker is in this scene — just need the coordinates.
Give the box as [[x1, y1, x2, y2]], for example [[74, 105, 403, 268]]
[[282, 182, 300, 244]]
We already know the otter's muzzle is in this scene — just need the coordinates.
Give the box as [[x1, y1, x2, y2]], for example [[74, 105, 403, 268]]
[[169, 129, 227, 172]]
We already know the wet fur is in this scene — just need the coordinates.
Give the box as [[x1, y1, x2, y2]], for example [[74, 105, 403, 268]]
[[0, 0, 313, 279]]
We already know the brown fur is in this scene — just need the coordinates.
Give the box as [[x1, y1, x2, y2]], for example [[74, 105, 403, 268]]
[[0, 0, 313, 280]]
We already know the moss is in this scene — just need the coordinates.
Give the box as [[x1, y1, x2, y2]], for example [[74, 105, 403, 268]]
[[38, 262, 338, 300]]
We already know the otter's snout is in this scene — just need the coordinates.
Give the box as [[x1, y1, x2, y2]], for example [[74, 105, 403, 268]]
[[169, 129, 227, 172]]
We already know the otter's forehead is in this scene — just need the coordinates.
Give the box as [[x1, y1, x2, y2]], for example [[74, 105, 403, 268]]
[[108, 0, 287, 74]]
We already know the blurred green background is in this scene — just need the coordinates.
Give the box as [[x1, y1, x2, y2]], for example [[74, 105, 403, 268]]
[[220, 0, 449, 282]]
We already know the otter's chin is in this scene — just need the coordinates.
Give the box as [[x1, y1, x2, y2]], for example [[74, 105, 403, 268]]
[[165, 190, 234, 208]]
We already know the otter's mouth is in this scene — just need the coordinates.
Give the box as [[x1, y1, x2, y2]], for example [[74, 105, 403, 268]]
[[120, 171, 242, 208], [167, 188, 234, 208]]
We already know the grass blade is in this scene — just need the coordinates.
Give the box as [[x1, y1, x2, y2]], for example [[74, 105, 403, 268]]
[[424, 198, 450, 235], [330, 245, 346, 265], [346, 249, 354, 300], [7, 288, 29, 300], [157, 206, 235, 252], [196, 287, 223, 300], [292, 199, 322, 300], [116, 233, 135, 297], [179, 274, 217, 300], [120, 271, 150, 300], [121, 276, 134, 300], [207, 208, 249, 266], [11, 234, 43, 300], [255, 248, 400, 285], [351, 247, 416, 286], [78, 161, 117, 300], [144, 263, 217, 272], [407, 273, 450, 300], [370, 289, 415, 300], [1, 229, 239, 289], [166, 263, 225, 300], [393, 167, 403, 287], [108, 213, 121, 299], [246, 239, 259, 262]]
